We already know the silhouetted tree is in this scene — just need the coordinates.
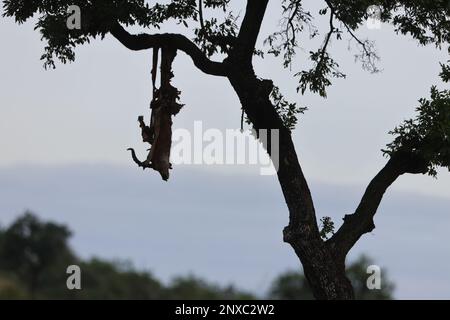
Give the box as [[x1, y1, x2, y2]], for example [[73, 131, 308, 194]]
[[269, 255, 394, 300], [0, 212, 76, 298], [3, 0, 449, 299], [0, 213, 255, 300], [165, 275, 254, 300]]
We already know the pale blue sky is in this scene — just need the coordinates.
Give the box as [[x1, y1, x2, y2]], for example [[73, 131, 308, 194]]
[[0, 1, 449, 298]]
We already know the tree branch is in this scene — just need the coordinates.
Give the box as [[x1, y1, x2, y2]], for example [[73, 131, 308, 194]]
[[231, 0, 269, 65], [316, 5, 335, 72], [325, 0, 379, 73], [109, 23, 227, 77], [198, 0, 205, 30], [329, 151, 429, 257]]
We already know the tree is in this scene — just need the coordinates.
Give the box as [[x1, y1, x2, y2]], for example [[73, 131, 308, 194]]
[[0, 213, 256, 299], [269, 255, 394, 300], [2, 0, 449, 299], [165, 275, 254, 300], [75, 258, 166, 299], [0, 212, 77, 298]]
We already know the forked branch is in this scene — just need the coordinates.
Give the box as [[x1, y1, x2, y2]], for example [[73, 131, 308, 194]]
[[329, 151, 429, 257]]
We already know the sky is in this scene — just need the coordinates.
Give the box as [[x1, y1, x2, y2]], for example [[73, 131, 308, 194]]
[[0, 1, 449, 299]]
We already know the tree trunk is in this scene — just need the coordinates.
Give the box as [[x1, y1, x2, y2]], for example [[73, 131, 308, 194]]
[[226, 64, 354, 299]]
